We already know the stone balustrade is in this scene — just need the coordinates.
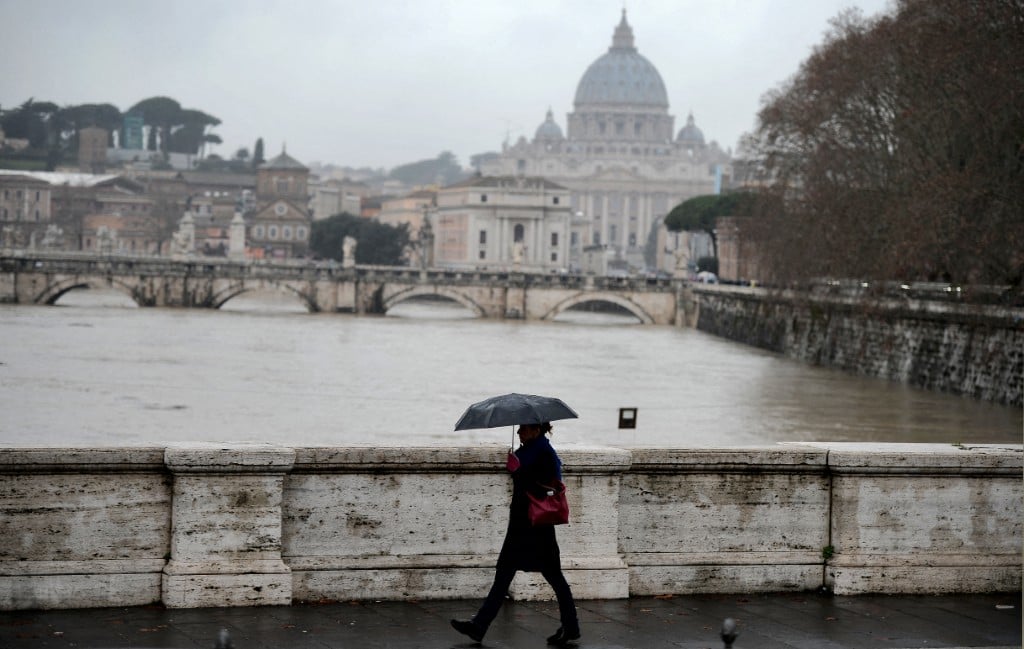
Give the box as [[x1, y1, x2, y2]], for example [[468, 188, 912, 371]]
[[0, 443, 1019, 610]]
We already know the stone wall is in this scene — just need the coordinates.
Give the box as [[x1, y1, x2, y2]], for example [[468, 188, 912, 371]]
[[692, 285, 1024, 405], [0, 443, 1019, 610]]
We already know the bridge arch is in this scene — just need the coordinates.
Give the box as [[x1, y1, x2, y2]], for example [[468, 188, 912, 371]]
[[210, 281, 319, 312], [35, 277, 142, 306], [542, 292, 654, 325], [382, 286, 485, 317]]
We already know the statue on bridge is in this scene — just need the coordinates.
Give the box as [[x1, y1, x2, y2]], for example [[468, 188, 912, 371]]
[[512, 241, 525, 269], [342, 236, 357, 269], [228, 212, 246, 261], [96, 226, 117, 254], [171, 212, 196, 259], [40, 224, 65, 251]]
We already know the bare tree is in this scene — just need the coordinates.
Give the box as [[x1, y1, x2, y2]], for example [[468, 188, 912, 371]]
[[744, 0, 1024, 290]]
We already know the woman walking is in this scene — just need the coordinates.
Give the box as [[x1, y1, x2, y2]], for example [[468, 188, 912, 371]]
[[451, 422, 580, 646]]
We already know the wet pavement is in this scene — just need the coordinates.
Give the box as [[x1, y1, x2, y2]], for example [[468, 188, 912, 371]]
[[0, 592, 1019, 649]]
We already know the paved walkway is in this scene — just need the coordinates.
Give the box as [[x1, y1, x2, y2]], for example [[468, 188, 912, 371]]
[[0, 593, 1019, 648]]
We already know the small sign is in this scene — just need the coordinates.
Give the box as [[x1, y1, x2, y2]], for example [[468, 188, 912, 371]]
[[618, 407, 637, 429]]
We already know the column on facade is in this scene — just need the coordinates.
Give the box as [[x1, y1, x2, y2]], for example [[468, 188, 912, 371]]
[[532, 212, 542, 267], [601, 194, 610, 247], [638, 193, 649, 251]]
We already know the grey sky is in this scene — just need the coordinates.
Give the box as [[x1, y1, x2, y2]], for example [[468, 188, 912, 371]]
[[1, 0, 893, 171]]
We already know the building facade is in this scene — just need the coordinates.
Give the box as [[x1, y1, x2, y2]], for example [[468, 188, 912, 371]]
[[248, 149, 312, 259], [479, 11, 731, 273], [433, 176, 571, 272]]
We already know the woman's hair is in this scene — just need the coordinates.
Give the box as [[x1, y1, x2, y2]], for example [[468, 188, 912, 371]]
[[540, 422, 553, 435]]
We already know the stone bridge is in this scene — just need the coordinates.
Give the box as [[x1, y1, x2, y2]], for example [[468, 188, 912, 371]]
[[0, 253, 688, 325]]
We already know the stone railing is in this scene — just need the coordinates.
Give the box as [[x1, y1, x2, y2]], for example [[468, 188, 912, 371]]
[[0, 443, 1019, 610]]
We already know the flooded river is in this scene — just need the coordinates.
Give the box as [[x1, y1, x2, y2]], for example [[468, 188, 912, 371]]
[[0, 288, 1018, 448]]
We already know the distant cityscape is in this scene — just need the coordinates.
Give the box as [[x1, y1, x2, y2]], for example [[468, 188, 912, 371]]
[[0, 11, 759, 282]]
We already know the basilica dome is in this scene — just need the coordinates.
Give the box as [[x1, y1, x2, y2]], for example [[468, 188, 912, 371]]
[[534, 109, 565, 141], [573, 11, 668, 109], [676, 113, 705, 147]]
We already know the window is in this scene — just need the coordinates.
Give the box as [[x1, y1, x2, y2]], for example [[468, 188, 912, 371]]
[[254, 225, 265, 238], [513, 224, 524, 242], [296, 226, 307, 240], [629, 233, 637, 246], [268, 226, 278, 240], [282, 225, 293, 240], [570, 232, 578, 246], [481, 194, 488, 203], [479, 230, 487, 244], [553, 197, 559, 205], [551, 252, 558, 262], [35, 191, 40, 201], [609, 225, 617, 243], [550, 232, 558, 246], [479, 250, 486, 260], [34, 209, 40, 221]]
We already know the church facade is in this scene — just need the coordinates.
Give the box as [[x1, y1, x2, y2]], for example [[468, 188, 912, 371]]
[[478, 11, 729, 273], [248, 149, 312, 259]]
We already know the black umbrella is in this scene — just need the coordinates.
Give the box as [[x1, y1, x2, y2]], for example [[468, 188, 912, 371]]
[[454, 393, 579, 431]]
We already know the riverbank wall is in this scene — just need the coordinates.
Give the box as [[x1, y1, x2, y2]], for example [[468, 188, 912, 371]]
[[1, 443, 1019, 610], [688, 284, 1024, 406]]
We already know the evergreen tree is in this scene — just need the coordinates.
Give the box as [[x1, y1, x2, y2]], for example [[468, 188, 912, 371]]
[[252, 137, 265, 168]]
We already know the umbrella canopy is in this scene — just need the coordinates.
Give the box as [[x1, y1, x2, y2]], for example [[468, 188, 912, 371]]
[[454, 393, 578, 431]]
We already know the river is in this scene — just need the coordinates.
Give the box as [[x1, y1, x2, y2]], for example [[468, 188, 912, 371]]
[[0, 288, 1019, 449]]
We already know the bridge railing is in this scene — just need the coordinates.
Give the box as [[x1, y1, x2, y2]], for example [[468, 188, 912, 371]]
[[2, 252, 684, 292]]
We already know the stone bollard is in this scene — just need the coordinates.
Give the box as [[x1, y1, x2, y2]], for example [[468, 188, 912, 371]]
[[721, 618, 738, 648], [162, 444, 295, 608], [215, 628, 234, 648]]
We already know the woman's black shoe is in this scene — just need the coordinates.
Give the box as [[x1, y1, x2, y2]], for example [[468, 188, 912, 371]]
[[547, 626, 581, 645], [451, 618, 485, 642]]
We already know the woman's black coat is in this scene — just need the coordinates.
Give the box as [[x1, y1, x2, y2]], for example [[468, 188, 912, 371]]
[[496, 435, 563, 573]]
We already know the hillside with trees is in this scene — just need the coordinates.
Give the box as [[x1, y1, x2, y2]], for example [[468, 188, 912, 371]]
[[0, 96, 222, 170]]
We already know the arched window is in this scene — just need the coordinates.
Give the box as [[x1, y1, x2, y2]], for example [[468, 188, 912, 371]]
[[513, 224, 524, 243]]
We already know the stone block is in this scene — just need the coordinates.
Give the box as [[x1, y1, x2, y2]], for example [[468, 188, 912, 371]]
[[807, 443, 1023, 595], [0, 448, 169, 610], [621, 447, 830, 594], [162, 444, 294, 608], [284, 446, 631, 602]]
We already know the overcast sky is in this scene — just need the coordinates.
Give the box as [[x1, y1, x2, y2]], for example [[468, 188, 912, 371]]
[[1, 0, 893, 171]]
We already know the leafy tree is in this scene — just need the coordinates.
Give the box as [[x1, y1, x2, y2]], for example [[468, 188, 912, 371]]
[[664, 192, 754, 258], [742, 0, 1024, 288], [58, 103, 123, 152], [696, 256, 719, 274], [128, 97, 221, 157], [168, 108, 221, 155], [130, 96, 181, 154], [0, 99, 61, 156], [310, 213, 411, 265]]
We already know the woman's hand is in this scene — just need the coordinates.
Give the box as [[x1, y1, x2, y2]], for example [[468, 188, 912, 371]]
[[506, 450, 521, 473]]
